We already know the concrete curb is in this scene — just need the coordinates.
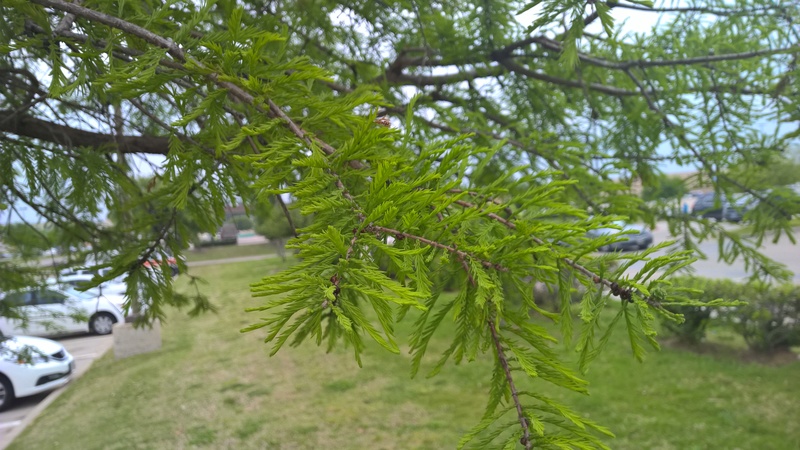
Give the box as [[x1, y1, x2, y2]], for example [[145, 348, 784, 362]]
[[0, 340, 113, 449]]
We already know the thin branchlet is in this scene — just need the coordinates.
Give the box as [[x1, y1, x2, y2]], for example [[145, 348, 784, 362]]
[[488, 317, 533, 450], [365, 224, 508, 272]]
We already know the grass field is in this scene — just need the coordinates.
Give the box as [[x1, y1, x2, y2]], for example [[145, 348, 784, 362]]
[[9, 259, 800, 449], [184, 243, 276, 262]]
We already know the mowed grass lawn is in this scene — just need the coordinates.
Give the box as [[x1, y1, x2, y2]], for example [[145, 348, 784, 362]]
[[10, 259, 800, 449]]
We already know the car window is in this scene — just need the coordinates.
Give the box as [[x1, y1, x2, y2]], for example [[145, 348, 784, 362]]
[[35, 289, 68, 305], [60, 288, 95, 301], [3, 291, 34, 306]]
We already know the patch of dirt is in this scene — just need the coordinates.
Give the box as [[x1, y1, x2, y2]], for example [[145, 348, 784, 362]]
[[662, 337, 800, 366]]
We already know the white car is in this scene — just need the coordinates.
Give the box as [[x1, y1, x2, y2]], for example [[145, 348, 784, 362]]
[[49, 273, 128, 297], [0, 335, 74, 410], [0, 287, 125, 336]]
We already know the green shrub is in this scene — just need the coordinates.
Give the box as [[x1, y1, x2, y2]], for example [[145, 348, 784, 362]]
[[660, 277, 742, 345], [666, 277, 800, 352], [723, 283, 800, 352]]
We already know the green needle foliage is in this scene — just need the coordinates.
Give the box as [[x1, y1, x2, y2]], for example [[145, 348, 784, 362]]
[[1, 0, 799, 447]]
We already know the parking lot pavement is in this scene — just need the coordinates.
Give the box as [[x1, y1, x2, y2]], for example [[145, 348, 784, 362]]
[[0, 334, 113, 449], [624, 222, 800, 282]]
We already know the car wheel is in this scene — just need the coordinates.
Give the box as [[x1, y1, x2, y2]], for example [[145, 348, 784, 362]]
[[90, 312, 117, 335], [0, 374, 15, 412]]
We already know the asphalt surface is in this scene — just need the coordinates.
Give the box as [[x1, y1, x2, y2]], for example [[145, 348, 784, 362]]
[[623, 223, 800, 282], [0, 334, 113, 449]]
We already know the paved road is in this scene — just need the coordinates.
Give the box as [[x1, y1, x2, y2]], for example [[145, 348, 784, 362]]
[[0, 334, 113, 449], [624, 223, 800, 282]]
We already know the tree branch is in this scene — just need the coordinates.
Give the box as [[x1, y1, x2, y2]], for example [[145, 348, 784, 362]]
[[0, 110, 170, 154], [498, 59, 639, 97], [452, 197, 649, 305], [532, 36, 800, 70], [275, 195, 298, 239], [52, 0, 81, 35], [378, 65, 506, 86], [365, 224, 507, 272], [32, 0, 187, 62], [488, 317, 532, 450], [603, 2, 779, 16]]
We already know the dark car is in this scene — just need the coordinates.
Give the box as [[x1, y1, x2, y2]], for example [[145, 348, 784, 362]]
[[691, 192, 746, 222], [587, 221, 654, 252]]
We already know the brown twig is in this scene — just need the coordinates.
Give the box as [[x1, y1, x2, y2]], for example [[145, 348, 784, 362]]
[[275, 195, 298, 239], [603, 1, 778, 16], [345, 227, 359, 260], [448, 189, 513, 217], [52, 0, 81, 35], [365, 224, 507, 272], [488, 317, 532, 450], [531, 35, 799, 70], [452, 198, 644, 305]]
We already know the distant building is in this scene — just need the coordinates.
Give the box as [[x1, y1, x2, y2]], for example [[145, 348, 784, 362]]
[[224, 204, 247, 220]]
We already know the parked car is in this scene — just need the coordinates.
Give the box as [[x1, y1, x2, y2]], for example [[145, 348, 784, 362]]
[[70, 250, 182, 279], [0, 287, 125, 336], [143, 255, 181, 277], [587, 221, 654, 252], [0, 335, 74, 410], [691, 192, 747, 222], [48, 273, 128, 297]]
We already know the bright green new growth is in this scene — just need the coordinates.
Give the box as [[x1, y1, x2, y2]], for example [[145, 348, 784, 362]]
[[2, 0, 799, 448]]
